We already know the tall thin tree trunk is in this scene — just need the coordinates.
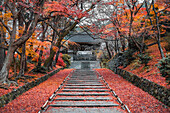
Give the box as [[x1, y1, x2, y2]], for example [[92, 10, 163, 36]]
[[18, 11, 26, 76], [116, 38, 119, 53], [152, 1, 164, 58], [121, 38, 125, 52], [37, 22, 47, 67], [105, 41, 111, 59], [128, 10, 133, 49], [18, 43, 26, 76]]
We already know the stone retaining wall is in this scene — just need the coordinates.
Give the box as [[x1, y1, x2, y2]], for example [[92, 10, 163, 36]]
[[111, 68, 170, 107], [0, 68, 63, 107]]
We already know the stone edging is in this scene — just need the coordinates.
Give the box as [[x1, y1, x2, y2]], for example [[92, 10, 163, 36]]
[[111, 68, 170, 107], [0, 68, 63, 108]]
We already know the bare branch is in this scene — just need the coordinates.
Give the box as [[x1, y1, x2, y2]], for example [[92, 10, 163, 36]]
[[134, 1, 144, 15], [157, 5, 170, 13], [0, 18, 12, 35], [45, 21, 60, 36]]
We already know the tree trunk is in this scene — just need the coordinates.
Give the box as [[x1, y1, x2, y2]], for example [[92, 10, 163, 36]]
[[13, 56, 17, 76], [0, 14, 17, 83], [152, 1, 165, 58], [0, 46, 15, 83], [0, 0, 45, 83], [105, 41, 111, 59], [157, 40, 164, 58], [44, 21, 78, 69], [44, 36, 64, 68], [37, 49, 43, 67], [128, 10, 133, 49], [0, 29, 5, 70], [121, 38, 125, 52], [18, 10, 26, 76], [0, 48, 5, 71], [0, 3, 5, 71], [37, 22, 48, 67], [18, 43, 26, 76], [116, 38, 119, 53]]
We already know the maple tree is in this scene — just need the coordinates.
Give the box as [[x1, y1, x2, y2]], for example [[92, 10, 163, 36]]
[[0, 0, 169, 87], [0, 0, 101, 85], [0, 0, 45, 85], [144, 0, 169, 58], [88, 0, 169, 59], [43, 0, 100, 70], [0, 1, 169, 112]]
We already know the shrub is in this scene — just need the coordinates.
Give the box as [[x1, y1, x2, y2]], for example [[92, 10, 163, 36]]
[[137, 53, 152, 66], [56, 53, 66, 67], [62, 54, 71, 68], [158, 54, 170, 84], [100, 58, 109, 68], [122, 49, 136, 68]]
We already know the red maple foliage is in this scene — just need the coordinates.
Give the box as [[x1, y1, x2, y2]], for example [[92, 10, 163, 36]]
[[119, 40, 169, 88], [0, 65, 61, 97], [56, 53, 66, 67], [0, 69, 73, 113], [95, 68, 170, 113]]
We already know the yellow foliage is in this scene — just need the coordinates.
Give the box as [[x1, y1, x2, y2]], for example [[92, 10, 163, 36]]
[[52, 46, 58, 52], [0, 11, 12, 20]]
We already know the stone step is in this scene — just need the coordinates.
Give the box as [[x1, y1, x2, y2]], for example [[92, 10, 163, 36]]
[[66, 82, 102, 84], [69, 78, 100, 80], [50, 101, 119, 107], [67, 81, 101, 83], [70, 76, 98, 79], [66, 83, 102, 85], [72, 75, 96, 76], [41, 70, 125, 113], [70, 77, 98, 79], [66, 82, 101, 83], [70, 78, 98, 80], [71, 75, 97, 76], [68, 80, 101, 82], [62, 89, 110, 92], [57, 92, 110, 96], [73, 73, 95, 74], [68, 79, 100, 81], [72, 74, 97, 76], [65, 83, 103, 85], [68, 80, 100, 82], [65, 84, 103, 86], [71, 75, 96, 76], [54, 96, 112, 101], [45, 107, 123, 113], [72, 74, 95, 77], [64, 86, 107, 89]]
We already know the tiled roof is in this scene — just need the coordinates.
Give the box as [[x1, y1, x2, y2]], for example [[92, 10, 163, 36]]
[[69, 33, 101, 44]]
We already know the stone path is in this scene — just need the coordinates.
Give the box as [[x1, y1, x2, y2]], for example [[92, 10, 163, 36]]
[[40, 70, 127, 113]]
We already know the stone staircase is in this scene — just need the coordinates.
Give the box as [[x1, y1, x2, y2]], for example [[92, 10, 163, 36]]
[[40, 70, 126, 113]]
